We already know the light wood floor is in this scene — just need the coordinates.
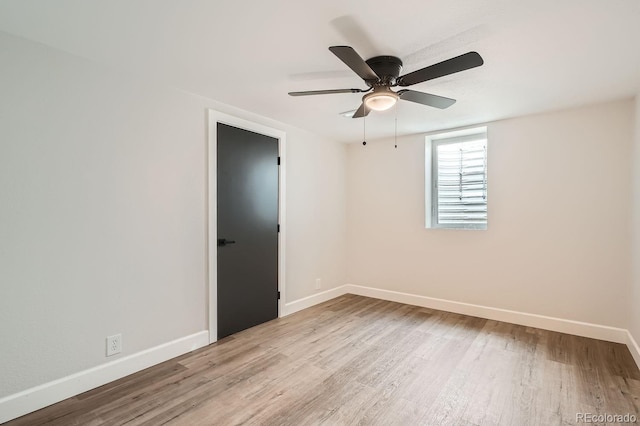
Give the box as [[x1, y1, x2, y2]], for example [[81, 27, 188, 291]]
[[7, 294, 640, 425]]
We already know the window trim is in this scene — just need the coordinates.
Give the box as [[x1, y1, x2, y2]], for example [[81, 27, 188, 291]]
[[426, 127, 488, 230]]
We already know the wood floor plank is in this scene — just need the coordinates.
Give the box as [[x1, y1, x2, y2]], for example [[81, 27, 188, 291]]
[[6, 294, 640, 425]]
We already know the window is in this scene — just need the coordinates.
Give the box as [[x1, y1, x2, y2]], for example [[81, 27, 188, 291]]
[[426, 128, 487, 230]]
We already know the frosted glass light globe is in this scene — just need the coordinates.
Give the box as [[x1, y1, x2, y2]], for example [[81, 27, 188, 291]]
[[364, 88, 398, 111]]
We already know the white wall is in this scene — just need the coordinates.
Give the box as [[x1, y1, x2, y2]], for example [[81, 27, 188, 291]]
[[0, 31, 347, 399], [631, 94, 640, 342], [286, 137, 347, 301], [347, 100, 634, 328]]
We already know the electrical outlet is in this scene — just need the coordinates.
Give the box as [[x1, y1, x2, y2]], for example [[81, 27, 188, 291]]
[[106, 334, 122, 357], [315, 278, 321, 290]]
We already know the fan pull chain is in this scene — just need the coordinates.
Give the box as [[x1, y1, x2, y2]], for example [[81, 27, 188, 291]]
[[394, 103, 398, 149], [362, 114, 367, 146]]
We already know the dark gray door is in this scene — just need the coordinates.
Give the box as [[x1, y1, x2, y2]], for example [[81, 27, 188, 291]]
[[217, 123, 279, 339]]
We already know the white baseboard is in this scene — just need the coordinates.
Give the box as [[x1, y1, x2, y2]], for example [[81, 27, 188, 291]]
[[281, 285, 348, 317], [0, 331, 209, 424], [626, 331, 640, 370], [345, 284, 628, 344]]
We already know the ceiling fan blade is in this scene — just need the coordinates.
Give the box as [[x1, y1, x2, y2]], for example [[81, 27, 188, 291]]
[[288, 88, 365, 96], [329, 46, 379, 81], [330, 16, 378, 60], [397, 52, 484, 87], [352, 102, 370, 118], [398, 90, 456, 109]]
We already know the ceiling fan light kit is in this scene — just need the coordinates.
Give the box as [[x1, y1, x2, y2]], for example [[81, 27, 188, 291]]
[[288, 45, 484, 120], [364, 87, 398, 111]]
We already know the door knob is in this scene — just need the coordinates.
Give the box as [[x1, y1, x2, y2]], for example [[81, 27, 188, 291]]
[[218, 238, 236, 247]]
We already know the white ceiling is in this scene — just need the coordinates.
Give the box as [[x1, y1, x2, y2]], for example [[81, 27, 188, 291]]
[[1, 0, 639, 143]]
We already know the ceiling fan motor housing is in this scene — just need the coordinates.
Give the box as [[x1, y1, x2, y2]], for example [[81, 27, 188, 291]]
[[365, 56, 403, 85]]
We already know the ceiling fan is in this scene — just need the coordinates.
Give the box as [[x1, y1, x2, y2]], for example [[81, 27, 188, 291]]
[[288, 46, 484, 118]]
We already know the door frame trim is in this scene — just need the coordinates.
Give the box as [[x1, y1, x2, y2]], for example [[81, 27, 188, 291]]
[[207, 110, 286, 344]]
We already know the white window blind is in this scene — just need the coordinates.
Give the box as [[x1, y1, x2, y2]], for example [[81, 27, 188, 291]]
[[431, 132, 487, 229]]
